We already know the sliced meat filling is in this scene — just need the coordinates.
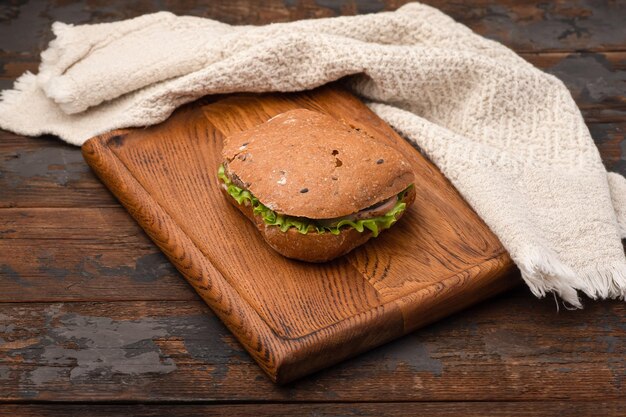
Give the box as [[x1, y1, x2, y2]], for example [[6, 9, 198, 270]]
[[315, 195, 398, 227]]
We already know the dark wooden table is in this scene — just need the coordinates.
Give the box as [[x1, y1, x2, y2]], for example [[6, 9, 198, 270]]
[[1, 1, 624, 416]]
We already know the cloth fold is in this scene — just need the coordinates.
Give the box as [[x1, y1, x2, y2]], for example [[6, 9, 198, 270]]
[[1, 3, 624, 306]]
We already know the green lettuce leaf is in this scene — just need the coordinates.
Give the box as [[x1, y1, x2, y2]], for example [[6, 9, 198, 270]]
[[218, 164, 409, 236]]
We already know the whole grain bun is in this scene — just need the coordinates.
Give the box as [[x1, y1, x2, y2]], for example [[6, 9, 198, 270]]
[[221, 186, 416, 262], [222, 109, 415, 219]]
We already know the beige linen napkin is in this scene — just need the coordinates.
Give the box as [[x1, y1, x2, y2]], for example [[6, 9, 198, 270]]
[[1, 3, 624, 306]]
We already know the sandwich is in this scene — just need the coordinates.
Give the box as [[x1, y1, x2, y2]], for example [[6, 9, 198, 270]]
[[218, 109, 416, 262]]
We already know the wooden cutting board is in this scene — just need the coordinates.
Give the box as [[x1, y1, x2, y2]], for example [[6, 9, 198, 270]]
[[82, 85, 516, 384]]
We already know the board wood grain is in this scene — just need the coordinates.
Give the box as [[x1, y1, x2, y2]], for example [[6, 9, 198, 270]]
[[81, 85, 516, 383]]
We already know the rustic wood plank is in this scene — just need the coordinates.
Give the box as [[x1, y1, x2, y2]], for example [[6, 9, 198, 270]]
[[591, 123, 625, 175], [425, 0, 626, 53], [0, 133, 118, 208], [0, 241, 196, 302], [523, 52, 626, 124], [0, 208, 197, 302], [0, 296, 624, 401], [0, 53, 38, 90], [0, 207, 143, 242], [1, 402, 624, 417], [0, 0, 623, 55]]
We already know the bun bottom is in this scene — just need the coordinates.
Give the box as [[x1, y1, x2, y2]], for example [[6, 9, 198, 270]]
[[221, 187, 416, 263]]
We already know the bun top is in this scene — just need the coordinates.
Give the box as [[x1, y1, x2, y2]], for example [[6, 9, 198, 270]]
[[222, 109, 415, 219]]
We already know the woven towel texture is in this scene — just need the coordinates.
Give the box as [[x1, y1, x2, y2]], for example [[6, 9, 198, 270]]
[[1, 3, 624, 306]]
